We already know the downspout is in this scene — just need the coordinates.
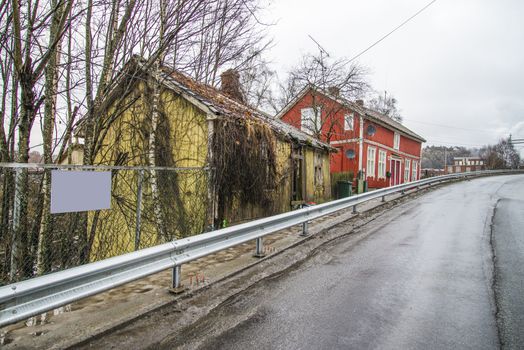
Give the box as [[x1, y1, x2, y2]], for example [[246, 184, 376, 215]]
[[358, 115, 364, 177]]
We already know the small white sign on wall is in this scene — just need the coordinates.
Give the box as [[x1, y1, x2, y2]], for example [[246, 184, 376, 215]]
[[51, 170, 111, 214]]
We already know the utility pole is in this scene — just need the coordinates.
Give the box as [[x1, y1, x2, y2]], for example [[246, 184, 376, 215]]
[[444, 148, 447, 173]]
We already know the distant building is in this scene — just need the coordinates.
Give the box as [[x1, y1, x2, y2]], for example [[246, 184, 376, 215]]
[[447, 157, 485, 173], [57, 143, 84, 165]]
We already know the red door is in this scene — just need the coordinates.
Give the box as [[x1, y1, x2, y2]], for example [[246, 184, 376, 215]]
[[390, 159, 401, 186]]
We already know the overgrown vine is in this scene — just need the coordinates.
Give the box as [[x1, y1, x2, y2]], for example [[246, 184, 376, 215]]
[[212, 117, 278, 226]]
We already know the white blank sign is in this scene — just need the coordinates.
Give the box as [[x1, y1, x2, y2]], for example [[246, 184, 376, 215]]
[[51, 170, 111, 214]]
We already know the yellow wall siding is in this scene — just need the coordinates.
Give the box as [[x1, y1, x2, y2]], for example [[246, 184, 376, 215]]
[[160, 90, 209, 168], [303, 148, 331, 204], [222, 139, 292, 224], [304, 149, 315, 201], [90, 85, 209, 260], [321, 153, 332, 200], [222, 141, 332, 224]]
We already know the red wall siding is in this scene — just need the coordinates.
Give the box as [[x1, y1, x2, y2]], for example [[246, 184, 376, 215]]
[[399, 136, 422, 158]]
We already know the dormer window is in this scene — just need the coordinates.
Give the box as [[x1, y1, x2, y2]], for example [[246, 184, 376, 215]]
[[344, 113, 354, 131], [301, 107, 322, 135]]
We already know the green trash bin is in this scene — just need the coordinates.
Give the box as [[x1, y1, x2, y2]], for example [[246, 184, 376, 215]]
[[336, 180, 352, 199]]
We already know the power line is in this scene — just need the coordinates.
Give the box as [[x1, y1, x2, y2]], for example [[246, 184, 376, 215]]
[[348, 0, 438, 63], [425, 139, 488, 147], [403, 118, 495, 134]]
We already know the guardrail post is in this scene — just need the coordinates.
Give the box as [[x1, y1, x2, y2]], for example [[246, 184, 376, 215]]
[[301, 221, 309, 236], [254, 237, 265, 257], [352, 205, 357, 214], [134, 169, 144, 251], [172, 265, 183, 291], [381, 195, 385, 202]]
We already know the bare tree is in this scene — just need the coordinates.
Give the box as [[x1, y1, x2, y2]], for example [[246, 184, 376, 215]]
[[5, 0, 74, 280], [480, 137, 520, 169], [368, 91, 403, 123], [239, 50, 277, 112], [174, 0, 271, 87], [0, 0, 273, 282], [276, 52, 369, 143], [280, 53, 369, 106]]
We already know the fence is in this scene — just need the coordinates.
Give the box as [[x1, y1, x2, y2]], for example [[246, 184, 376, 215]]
[[0, 168, 521, 327], [0, 163, 209, 287]]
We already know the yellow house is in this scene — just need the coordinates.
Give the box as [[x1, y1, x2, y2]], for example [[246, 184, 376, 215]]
[[82, 57, 334, 259]]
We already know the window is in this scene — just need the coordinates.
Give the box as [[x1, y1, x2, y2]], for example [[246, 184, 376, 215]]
[[301, 107, 321, 135], [378, 150, 387, 178], [367, 146, 376, 178], [404, 159, 411, 183], [344, 113, 354, 131], [394, 132, 400, 150], [412, 161, 418, 181]]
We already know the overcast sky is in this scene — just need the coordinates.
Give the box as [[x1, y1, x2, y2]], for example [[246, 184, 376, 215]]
[[262, 0, 524, 155]]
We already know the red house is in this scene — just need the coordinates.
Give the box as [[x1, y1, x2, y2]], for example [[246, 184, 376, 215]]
[[277, 86, 426, 189]]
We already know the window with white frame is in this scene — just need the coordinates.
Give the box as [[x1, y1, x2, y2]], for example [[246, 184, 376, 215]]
[[412, 160, 418, 181], [344, 113, 354, 131], [378, 150, 387, 178], [404, 159, 411, 182], [301, 107, 321, 135], [394, 132, 400, 150], [367, 146, 376, 178]]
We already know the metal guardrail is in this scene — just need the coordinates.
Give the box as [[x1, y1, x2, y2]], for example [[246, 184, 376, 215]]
[[0, 169, 520, 327]]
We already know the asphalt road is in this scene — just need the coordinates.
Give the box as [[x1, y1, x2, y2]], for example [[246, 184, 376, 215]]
[[163, 175, 524, 350]]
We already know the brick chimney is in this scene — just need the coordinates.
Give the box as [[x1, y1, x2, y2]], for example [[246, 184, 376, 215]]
[[328, 86, 340, 97], [220, 69, 244, 103], [356, 99, 364, 106]]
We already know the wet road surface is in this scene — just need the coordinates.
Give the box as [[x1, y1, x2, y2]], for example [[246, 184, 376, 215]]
[[492, 177, 524, 349], [162, 175, 524, 349]]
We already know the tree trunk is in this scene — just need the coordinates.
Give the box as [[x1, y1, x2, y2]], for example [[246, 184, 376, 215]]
[[37, 0, 64, 274], [147, 0, 168, 241], [10, 76, 33, 279]]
